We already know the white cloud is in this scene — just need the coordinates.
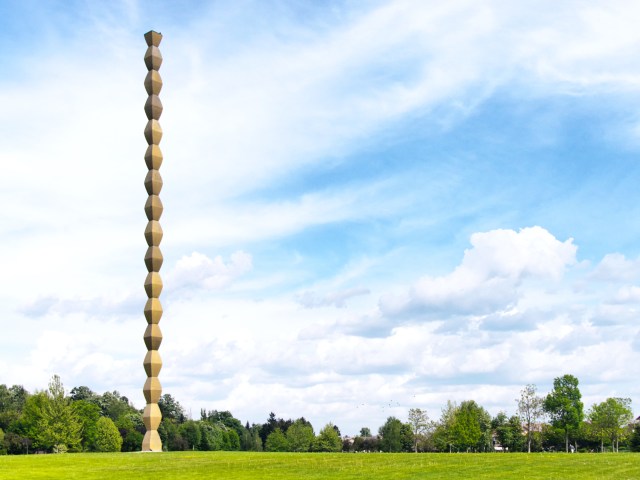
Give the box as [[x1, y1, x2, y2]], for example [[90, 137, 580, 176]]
[[590, 253, 640, 282], [167, 251, 253, 291], [296, 287, 370, 309], [381, 227, 576, 316]]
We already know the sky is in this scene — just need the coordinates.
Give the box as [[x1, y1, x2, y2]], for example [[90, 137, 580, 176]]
[[1, 0, 640, 436]]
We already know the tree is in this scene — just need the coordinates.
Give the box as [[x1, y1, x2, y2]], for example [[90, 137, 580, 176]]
[[259, 412, 293, 449], [24, 376, 82, 452], [543, 374, 584, 453], [0, 384, 29, 431], [179, 420, 202, 450], [313, 423, 342, 452], [70, 386, 97, 403], [286, 419, 314, 452], [265, 428, 289, 452], [408, 408, 430, 453], [94, 417, 123, 452], [517, 384, 544, 453], [588, 398, 633, 452], [72, 400, 101, 451], [241, 422, 262, 451], [201, 409, 245, 439], [116, 412, 144, 452], [450, 400, 491, 452], [432, 400, 457, 452], [158, 394, 186, 424], [492, 412, 524, 452], [98, 391, 135, 422], [199, 422, 225, 451], [359, 427, 371, 437], [379, 417, 406, 452], [630, 423, 640, 452]]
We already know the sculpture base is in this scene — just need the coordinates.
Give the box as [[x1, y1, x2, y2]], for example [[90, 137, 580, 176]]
[[142, 430, 162, 452]]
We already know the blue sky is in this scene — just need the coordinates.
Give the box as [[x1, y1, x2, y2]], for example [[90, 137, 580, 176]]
[[2, 0, 640, 435]]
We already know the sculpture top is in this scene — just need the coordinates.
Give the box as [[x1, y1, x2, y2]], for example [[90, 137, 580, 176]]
[[144, 30, 162, 47]]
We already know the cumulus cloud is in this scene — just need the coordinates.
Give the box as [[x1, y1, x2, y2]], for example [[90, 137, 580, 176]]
[[590, 253, 640, 282], [296, 287, 370, 308], [166, 251, 253, 291], [381, 227, 576, 317]]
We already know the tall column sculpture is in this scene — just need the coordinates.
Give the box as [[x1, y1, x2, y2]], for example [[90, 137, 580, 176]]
[[142, 30, 164, 452]]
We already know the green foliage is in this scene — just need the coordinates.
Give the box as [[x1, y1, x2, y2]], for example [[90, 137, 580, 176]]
[[517, 384, 544, 453], [22, 376, 82, 452], [225, 428, 241, 451], [629, 424, 640, 452], [199, 422, 224, 451], [0, 385, 29, 432], [312, 423, 342, 452], [265, 428, 289, 452], [179, 420, 202, 450], [241, 423, 263, 451], [70, 386, 97, 403], [286, 419, 314, 452], [544, 374, 584, 452], [492, 412, 524, 452], [260, 412, 293, 449], [379, 417, 405, 452], [432, 400, 457, 452], [407, 408, 430, 452], [94, 417, 122, 452], [72, 400, 100, 451], [98, 391, 135, 422], [450, 400, 491, 452], [159, 394, 185, 424], [588, 397, 633, 452]]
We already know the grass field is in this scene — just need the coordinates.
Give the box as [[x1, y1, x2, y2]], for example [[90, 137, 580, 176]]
[[1, 451, 640, 479]]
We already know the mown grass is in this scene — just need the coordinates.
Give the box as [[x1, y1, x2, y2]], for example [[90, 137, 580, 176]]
[[1, 451, 639, 479]]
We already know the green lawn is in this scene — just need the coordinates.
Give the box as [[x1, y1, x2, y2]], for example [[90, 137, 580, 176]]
[[1, 452, 639, 479]]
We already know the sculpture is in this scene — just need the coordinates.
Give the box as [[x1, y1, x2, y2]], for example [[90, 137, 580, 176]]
[[142, 30, 164, 452]]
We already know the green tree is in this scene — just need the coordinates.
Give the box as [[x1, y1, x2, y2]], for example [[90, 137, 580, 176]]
[[407, 408, 430, 453], [98, 391, 135, 422], [450, 400, 491, 452], [94, 417, 123, 452], [0, 384, 29, 431], [72, 400, 101, 451], [224, 428, 241, 451], [313, 423, 342, 452], [543, 374, 584, 453], [517, 384, 544, 453], [259, 412, 293, 449], [286, 419, 314, 452], [199, 422, 225, 451], [379, 417, 405, 452], [70, 386, 97, 403], [359, 427, 371, 437], [116, 412, 144, 452], [588, 398, 633, 452], [24, 376, 82, 452], [432, 400, 457, 452], [179, 420, 202, 450], [492, 412, 524, 452], [629, 423, 640, 452], [265, 428, 289, 452], [0, 427, 4, 454], [241, 422, 262, 451]]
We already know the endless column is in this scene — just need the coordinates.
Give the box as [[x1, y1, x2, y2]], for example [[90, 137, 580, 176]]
[[142, 30, 164, 452]]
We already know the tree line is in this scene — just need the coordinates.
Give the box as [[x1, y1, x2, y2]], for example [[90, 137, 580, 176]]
[[0, 373, 639, 454]]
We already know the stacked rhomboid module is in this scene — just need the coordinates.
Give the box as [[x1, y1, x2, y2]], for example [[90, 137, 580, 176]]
[[142, 30, 164, 452]]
